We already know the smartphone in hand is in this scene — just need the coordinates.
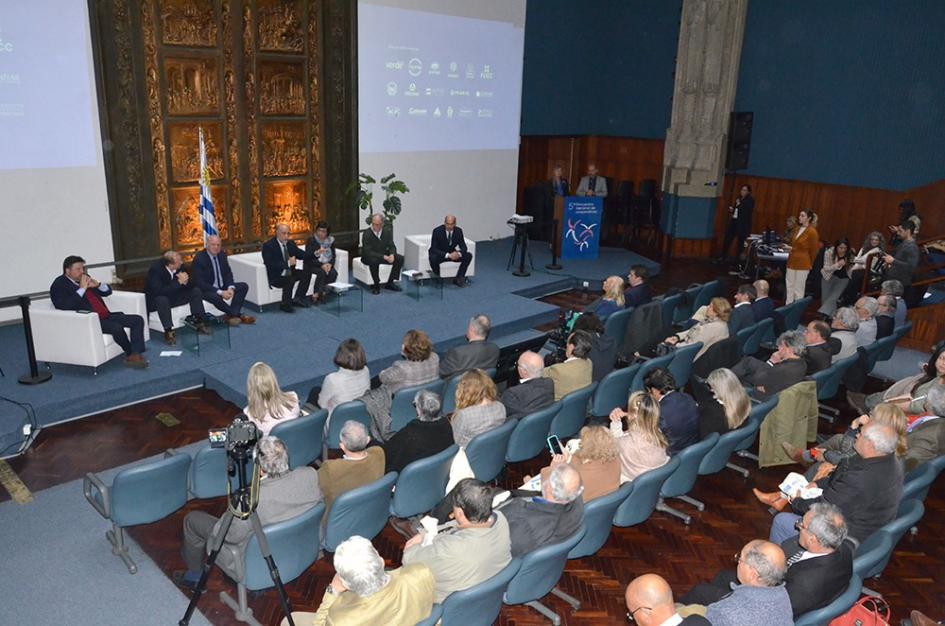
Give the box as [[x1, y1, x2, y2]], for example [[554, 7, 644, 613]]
[[546, 435, 564, 456]]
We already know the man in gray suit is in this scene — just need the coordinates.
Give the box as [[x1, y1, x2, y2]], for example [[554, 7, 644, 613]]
[[576, 163, 608, 197], [501, 350, 555, 420], [439, 314, 500, 379]]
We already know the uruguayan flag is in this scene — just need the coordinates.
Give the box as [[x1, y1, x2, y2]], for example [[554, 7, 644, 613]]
[[198, 127, 218, 245]]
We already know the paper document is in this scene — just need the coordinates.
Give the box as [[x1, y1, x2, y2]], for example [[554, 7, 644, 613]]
[[160, 350, 183, 357], [779, 471, 823, 500]]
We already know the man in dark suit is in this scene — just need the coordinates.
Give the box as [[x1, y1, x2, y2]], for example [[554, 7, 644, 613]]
[[875, 294, 896, 339], [145, 250, 208, 345], [50, 255, 148, 368], [261, 223, 313, 312], [428, 215, 473, 287], [624, 264, 652, 309], [644, 368, 699, 455], [500, 351, 555, 420], [751, 279, 775, 322], [682, 503, 852, 618], [803, 320, 835, 374], [628, 574, 710, 626], [439, 314, 500, 379], [192, 235, 255, 326], [729, 284, 757, 335], [731, 330, 809, 400], [361, 213, 403, 295]]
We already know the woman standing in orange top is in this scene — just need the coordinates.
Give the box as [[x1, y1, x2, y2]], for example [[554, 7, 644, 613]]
[[782, 209, 820, 304]]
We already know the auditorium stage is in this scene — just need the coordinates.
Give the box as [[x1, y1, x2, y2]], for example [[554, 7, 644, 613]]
[[0, 239, 659, 452]]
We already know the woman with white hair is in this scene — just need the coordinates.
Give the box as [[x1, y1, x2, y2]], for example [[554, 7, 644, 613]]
[[283, 535, 435, 626], [692, 367, 751, 437], [244, 362, 300, 435]]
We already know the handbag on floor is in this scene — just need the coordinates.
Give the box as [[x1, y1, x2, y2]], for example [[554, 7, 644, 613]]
[[829, 595, 890, 626]]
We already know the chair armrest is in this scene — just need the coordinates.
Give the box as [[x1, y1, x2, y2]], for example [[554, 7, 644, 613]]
[[83, 472, 110, 519], [107, 291, 151, 342], [31, 307, 107, 366], [335, 249, 349, 284]]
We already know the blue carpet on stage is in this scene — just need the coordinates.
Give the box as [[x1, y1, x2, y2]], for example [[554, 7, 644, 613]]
[[0, 239, 659, 451]]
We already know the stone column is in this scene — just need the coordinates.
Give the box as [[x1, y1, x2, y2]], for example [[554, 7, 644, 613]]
[[660, 0, 748, 242]]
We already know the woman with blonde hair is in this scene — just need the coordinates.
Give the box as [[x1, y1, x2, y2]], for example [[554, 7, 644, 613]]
[[244, 362, 300, 435], [451, 369, 506, 447], [608, 391, 670, 483], [534, 425, 621, 502], [588, 275, 625, 320], [663, 297, 731, 360], [692, 367, 751, 437]]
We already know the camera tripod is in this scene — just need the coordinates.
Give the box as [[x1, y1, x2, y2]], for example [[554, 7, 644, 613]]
[[179, 449, 295, 626]]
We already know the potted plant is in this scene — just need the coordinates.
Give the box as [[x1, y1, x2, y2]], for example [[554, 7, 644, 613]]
[[347, 172, 410, 226]]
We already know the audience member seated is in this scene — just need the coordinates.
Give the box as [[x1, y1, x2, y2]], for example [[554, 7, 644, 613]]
[[840, 230, 886, 306], [875, 294, 896, 339], [864, 342, 945, 414], [881, 279, 908, 327], [751, 279, 775, 323], [500, 350, 555, 420], [545, 330, 594, 400], [644, 368, 700, 455], [608, 391, 670, 483], [429, 214, 473, 287], [882, 220, 920, 288], [691, 368, 750, 438], [530, 425, 620, 502], [703, 540, 792, 626], [854, 296, 879, 345], [450, 369, 507, 448], [361, 212, 404, 295], [177, 436, 321, 589], [383, 390, 454, 474], [683, 504, 851, 618], [903, 384, 945, 472], [51, 255, 148, 369], [361, 329, 439, 441], [624, 264, 652, 309], [817, 237, 854, 318], [401, 479, 511, 602], [192, 235, 255, 326], [497, 463, 585, 557], [145, 250, 208, 345], [830, 307, 859, 362], [439, 314, 500, 379], [244, 362, 301, 436], [262, 223, 314, 313], [769, 421, 903, 544], [572, 313, 615, 382], [585, 275, 624, 319], [803, 320, 835, 374], [314, 338, 371, 419], [284, 535, 434, 626], [661, 297, 731, 360], [731, 330, 808, 400], [317, 421, 385, 515], [303, 221, 339, 304], [626, 574, 710, 626], [729, 284, 757, 336], [576, 162, 607, 197]]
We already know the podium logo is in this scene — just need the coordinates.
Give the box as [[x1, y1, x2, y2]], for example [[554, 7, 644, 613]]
[[0, 37, 14, 53]]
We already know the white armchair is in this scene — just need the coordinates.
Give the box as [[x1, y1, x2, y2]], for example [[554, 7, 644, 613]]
[[147, 301, 226, 333], [352, 257, 394, 286], [229, 247, 349, 310], [404, 235, 477, 278], [31, 291, 150, 371]]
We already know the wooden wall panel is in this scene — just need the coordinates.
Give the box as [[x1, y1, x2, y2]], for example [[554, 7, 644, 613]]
[[901, 302, 945, 351]]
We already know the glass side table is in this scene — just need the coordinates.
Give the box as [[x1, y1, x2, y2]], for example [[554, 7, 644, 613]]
[[179, 315, 231, 356], [323, 283, 364, 318], [402, 270, 444, 302]]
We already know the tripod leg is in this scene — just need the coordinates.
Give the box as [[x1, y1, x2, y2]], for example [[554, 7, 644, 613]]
[[250, 511, 296, 626], [179, 510, 237, 626]]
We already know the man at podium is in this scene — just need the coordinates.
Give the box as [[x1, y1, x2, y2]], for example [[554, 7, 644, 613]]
[[429, 215, 472, 287], [576, 163, 608, 197]]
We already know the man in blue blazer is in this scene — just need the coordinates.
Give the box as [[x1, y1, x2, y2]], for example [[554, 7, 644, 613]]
[[145, 250, 209, 345], [50, 255, 148, 368], [729, 284, 757, 336], [751, 279, 775, 323], [643, 368, 699, 455], [261, 223, 313, 312], [428, 215, 472, 287], [192, 235, 255, 326]]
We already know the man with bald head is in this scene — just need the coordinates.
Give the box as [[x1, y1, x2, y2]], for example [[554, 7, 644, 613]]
[[429, 214, 473, 287], [576, 163, 607, 197], [145, 249, 209, 344], [704, 540, 792, 626], [192, 235, 255, 325], [500, 350, 555, 420], [625, 574, 709, 625], [496, 463, 584, 556], [361, 213, 404, 295], [262, 223, 313, 312]]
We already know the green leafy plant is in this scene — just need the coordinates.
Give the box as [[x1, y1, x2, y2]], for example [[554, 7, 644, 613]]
[[346, 172, 410, 226]]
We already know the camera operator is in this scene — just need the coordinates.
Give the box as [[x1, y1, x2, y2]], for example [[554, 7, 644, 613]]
[[174, 435, 323, 589]]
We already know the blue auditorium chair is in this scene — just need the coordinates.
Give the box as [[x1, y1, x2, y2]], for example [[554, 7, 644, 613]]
[[603, 306, 634, 349], [876, 321, 913, 361], [630, 353, 673, 392], [466, 419, 517, 482], [323, 471, 397, 552], [735, 323, 757, 354], [590, 363, 641, 417], [414, 558, 522, 626], [691, 280, 721, 314], [390, 379, 446, 433], [613, 457, 680, 527], [658, 293, 683, 329], [568, 482, 634, 558], [655, 433, 719, 525], [809, 353, 859, 423], [728, 395, 778, 475], [698, 419, 760, 476], [859, 499, 925, 580], [853, 531, 894, 582], [741, 317, 773, 357], [783, 296, 812, 332], [902, 455, 945, 505], [183, 445, 257, 499], [390, 445, 458, 519], [323, 400, 373, 456], [270, 408, 328, 469], [666, 341, 702, 389], [548, 383, 597, 440], [675, 283, 704, 323], [794, 575, 863, 626], [505, 402, 561, 463], [83, 452, 192, 573], [441, 367, 497, 415]]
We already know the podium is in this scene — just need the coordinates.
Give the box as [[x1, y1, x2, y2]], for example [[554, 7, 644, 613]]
[[559, 196, 603, 260]]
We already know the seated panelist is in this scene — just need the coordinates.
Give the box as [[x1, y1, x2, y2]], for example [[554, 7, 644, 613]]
[[192, 235, 255, 326], [261, 223, 313, 313], [361, 213, 404, 295], [304, 220, 338, 303], [428, 214, 472, 287], [145, 250, 208, 346]]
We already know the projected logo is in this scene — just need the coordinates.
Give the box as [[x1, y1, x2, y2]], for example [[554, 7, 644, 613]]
[[386, 82, 398, 96], [561, 199, 603, 259], [408, 58, 422, 77], [566, 219, 598, 251]]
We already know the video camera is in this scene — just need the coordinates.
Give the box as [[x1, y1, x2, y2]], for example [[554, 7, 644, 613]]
[[546, 309, 580, 364], [208, 413, 259, 459]]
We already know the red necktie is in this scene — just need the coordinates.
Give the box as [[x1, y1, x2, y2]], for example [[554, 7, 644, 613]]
[[84, 289, 110, 319]]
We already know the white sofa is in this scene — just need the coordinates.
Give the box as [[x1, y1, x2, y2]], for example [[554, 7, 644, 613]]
[[229, 246, 349, 310], [31, 291, 150, 371], [352, 257, 394, 286], [403, 235, 477, 279]]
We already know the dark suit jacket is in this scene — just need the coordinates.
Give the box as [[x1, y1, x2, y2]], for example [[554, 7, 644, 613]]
[[439, 340, 500, 379], [50, 275, 113, 312], [145, 260, 189, 311], [623, 283, 652, 309], [660, 391, 700, 455], [361, 225, 397, 263], [782, 538, 853, 617], [499, 495, 584, 557], [752, 297, 775, 323], [303, 236, 336, 272], [876, 314, 894, 340], [691, 377, 731, 438], [261, 237, 305, 286], [755, 358, 808, 400], [500, 377, 555, 421], [428, 225, 468, 262], [680, 617, 711, 625], [192, 250, 236, 293], [731, 194, 754, 236], [728, 303, 756, 336], [805, 342, 834, 374], [382, 418, 455, 474], [546, 177, 569, 197]]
